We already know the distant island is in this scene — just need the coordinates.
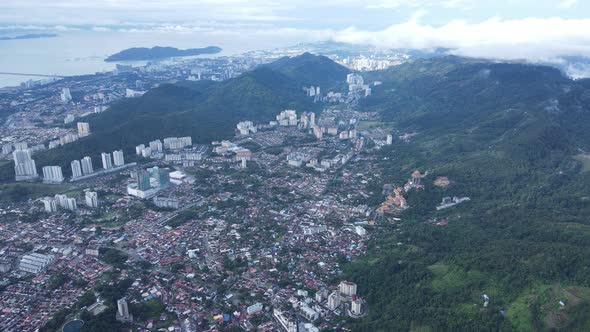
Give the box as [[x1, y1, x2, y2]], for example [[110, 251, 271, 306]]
[[0, 33, 58, 41], [105, 46, 222, 62]]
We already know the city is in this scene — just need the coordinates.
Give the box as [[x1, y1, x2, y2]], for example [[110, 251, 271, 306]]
[[3, 1, 590, 331], [0, 60, 399, 331]]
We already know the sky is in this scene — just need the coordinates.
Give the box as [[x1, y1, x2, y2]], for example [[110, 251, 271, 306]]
[[1, 0, 590, 62]]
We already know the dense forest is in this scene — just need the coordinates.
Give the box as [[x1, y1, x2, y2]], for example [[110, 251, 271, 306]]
[[344, 57, 590, 331]]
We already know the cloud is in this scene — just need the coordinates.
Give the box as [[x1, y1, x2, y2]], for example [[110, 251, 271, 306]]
[[365, 0, 471, 9], [91, 26, 112, 32], [558, 0, 577, 9], [332, 16, 590, 62]]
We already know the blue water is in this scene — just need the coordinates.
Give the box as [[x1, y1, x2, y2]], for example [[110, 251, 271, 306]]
[[0, 29, 300, 87]]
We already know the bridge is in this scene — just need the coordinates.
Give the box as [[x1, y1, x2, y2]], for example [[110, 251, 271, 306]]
[[0, 72, 66, 78]]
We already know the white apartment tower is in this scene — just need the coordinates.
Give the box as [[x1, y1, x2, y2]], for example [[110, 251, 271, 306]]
[[328, 291, 341, 310], [81, 156, 94, 175], [101, 152, 113, 170], [113, 150, 125, 166], [13, 149, 38, 181], [60, 88, 72, 102], [42, 166, 64, 184], [77, 122, 90, 137], [41, 197, 58, 213], [71, 160, 82, 178], [85, 191, 98, 208]]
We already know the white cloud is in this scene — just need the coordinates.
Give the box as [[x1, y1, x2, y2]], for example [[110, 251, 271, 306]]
[[559, 0, 577, 9], [332, 17, 590, 61], [365, 0, 471, 9]]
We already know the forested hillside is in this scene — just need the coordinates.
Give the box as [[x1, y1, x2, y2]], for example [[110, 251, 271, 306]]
[[345, 57, 590, 331]]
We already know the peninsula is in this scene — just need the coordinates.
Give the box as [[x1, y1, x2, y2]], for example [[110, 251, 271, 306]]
[[105, 46, 222, 62]]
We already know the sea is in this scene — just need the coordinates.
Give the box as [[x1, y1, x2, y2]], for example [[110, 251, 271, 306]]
[[0, 30, 302, 88]]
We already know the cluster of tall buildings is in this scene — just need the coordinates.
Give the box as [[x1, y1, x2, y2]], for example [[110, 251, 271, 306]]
[[127, 166, 171, 199], [101, 150, 125, 170], [41, 191, 98, 212], [346, 74, 372, 98], [236, 121, 257, 135], [304, 86, 321, 97], [163, 137, 192, 150], [71, 156, 94, 179], [41, 194, 77, 212], [135, 136, 192, 158], [275, 110, 299, 126], [324, 281, 365, 317], [2, 142, 28, 155]]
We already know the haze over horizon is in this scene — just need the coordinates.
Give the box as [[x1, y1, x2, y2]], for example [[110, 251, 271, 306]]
[[2, 0, 590, 63]]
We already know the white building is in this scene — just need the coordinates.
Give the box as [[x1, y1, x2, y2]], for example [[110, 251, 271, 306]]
[[354, 226, 367, 236], [116, 298, 133, 323], [351, 297, 363, 316], [64, 114, 75, 124], [42, 166, 64, 184], [60, 88, 72, 102], [328, 291, 340, 310], [163, 137, 192, 150], [247, 303, 263, 315], [2, 144, 13, 155], [339, 281, 357, 297], [13, 149, 38, 181], [77, 122, 90, 137], [149, 139, 163, 152], [276, 110, 298, 126], [237, 121, 257, 135], [41, 197, 58, 213], [153, 196, 179, 209], [54, 194, 77, 211], [85, 191, 98, 208], [141, 147, 152, 158], [81, 156, 94, 175], [71, 160, 82, 178], [300, 305, 319, 322], [136, 144, 146, 155], [386, 134, 393, 145], [113, 150, 125, 166], [19, 253, 55, 274], [101, 152, 113, 170]]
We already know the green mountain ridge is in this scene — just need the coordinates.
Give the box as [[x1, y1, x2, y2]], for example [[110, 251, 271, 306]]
[[105, 46, 222, 62], [344, 56, 590, 331], [0, 54, 335, 180]]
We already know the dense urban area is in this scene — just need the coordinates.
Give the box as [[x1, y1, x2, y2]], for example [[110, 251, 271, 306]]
[[3, 40, 590, 332], [0, 45, 416, 332]]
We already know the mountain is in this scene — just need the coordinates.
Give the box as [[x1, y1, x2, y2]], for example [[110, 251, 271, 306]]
[[0, 33, 58, 41], [263, 52, 350, 90], [344, 57, 590, 331], [0, 54, 345, 180], [105, 46, 222, 62]]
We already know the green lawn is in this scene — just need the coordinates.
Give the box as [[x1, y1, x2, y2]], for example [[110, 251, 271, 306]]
[[357, 120, 388, 131]]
